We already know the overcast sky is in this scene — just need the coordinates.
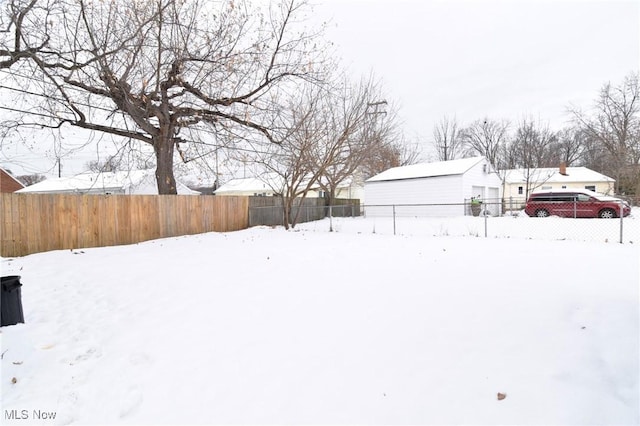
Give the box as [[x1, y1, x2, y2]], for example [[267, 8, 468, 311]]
[[2, 0, 639, 178], [312, 0, 640, 158]]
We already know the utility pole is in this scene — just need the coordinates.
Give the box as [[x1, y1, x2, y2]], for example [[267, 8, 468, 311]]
[[366, 100, 388, 117]]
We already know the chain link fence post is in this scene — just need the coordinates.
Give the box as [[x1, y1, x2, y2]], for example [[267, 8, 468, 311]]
[[484, 209, 488, 237], [620, 200, 624, 243], [393, 205, 396, 235]]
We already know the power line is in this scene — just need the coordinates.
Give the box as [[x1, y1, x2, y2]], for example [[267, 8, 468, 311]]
[[0, 105, 62, 121], [0, 68, 110, 98], [0, 70, 296, 170], [0, 103, 284, 159], [0, 84, 118, 115]]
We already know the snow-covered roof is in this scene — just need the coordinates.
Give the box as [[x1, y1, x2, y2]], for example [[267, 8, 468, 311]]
[[215, 174, 362, 195], [17, 170, 197, 195], [366, 157, 487, 183], [214, 174, 285, 194], [502, 167, 614, 184]]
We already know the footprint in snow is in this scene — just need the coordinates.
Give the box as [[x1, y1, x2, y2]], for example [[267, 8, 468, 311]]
[[119, 385, 143, 419]]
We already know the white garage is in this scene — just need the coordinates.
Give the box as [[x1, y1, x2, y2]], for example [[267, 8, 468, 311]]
[[365, 156, 502, 217]]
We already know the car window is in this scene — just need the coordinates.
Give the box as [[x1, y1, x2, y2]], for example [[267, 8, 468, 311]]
[[550, 194, 574, 202], [576, 194, 592, 202]]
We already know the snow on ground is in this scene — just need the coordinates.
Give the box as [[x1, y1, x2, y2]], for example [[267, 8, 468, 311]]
[[1, 214, 639, 425]]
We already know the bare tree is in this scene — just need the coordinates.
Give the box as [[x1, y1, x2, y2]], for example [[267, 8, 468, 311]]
[[511, 117, 557, 168], [432, 115, 463, 161], [580, 131, 616, 177], [241, 76, 408, 229], [315, 78, 400, 206], [16, 172, 45, 186], [459, 118, 510, 169], [1, 0, 327, 194], [548, 127, 586, 166], [0, 0, 50, 69], [85, 139, 156, 173], [570, 72, 640, 193], [509, 117, 557, 198], [86, 157, 121, 173], [360, 137, 420, 179], [247, 86, 328, 229]]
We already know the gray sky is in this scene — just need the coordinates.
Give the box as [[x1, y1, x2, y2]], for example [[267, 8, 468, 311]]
[[2, 0, 639, 178], [313, 0, 640, 158]]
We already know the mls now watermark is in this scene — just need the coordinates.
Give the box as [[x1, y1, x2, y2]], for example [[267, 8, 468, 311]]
[[5, 409, 57, 421]]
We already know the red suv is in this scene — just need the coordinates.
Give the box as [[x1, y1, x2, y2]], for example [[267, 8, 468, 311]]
[[525, 189, 631, 218]]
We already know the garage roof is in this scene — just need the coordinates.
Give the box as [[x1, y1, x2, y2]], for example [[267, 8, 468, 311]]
[[366, 156, 486, 182]]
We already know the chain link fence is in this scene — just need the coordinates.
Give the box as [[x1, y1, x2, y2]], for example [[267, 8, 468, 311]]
[[249, 202, 360, 227], [295, 201, 639, 244], [249, 197, 639, 243], [363, 201, 640, 243]]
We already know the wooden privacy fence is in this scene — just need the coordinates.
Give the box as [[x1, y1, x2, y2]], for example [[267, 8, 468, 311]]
[[1, 193, 249, 257]]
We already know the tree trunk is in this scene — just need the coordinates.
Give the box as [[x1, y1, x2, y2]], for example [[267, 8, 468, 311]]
[[282, 200, 291, 230], [154, 136, 178, 195], [290, 194, 310, 229]]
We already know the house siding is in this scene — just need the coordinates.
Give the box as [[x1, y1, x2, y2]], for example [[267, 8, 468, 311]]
[[1, 169, 25, 193], [504, 181, 614, 198], [365, 175, 465, 217], [365, 158, 503, 217], [462, 162, 502, 216], [502, 167, 616, 204], [461, 162, 502, 201], [335, 185, 364, 203]]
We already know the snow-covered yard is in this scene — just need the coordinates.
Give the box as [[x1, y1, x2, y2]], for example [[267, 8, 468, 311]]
[[1, 215, 639, 425]]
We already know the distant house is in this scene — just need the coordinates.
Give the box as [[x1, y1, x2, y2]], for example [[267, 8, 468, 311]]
[[214, 174, 365, 202], [365, 156, 502, 217], [325, 176, 365, 203], [214, 175, 283, 197], [0, 168, 25, 193], [502, 164, 616, 203], [16, 170, 198, 195]]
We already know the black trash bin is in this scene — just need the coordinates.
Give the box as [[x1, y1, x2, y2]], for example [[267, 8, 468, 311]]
[[1, 275, 24, 326]]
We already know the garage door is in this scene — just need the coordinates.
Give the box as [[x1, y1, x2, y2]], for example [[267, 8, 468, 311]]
[[487, 187, 500, 215]]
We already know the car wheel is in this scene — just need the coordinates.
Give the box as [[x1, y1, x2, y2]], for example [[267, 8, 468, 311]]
[[599, 209, 616, 219], [535, 209, 549, 217]]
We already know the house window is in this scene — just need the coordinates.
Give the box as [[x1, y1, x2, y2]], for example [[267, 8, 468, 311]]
[[585, 185, 596, 192], [517, 186, 523, 195], [541, 186, 552, 190], [561, 185, 567, 189]]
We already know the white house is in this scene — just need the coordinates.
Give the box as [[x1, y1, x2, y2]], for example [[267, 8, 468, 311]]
[[329, 177, 365, 203], [503, 164, 615, 198], [214, 174, 365, 202], [365, 156, 502, 217], [16, 170, 197, 195], [502, 165, 616, 206], [214, 175, 284, 196]]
